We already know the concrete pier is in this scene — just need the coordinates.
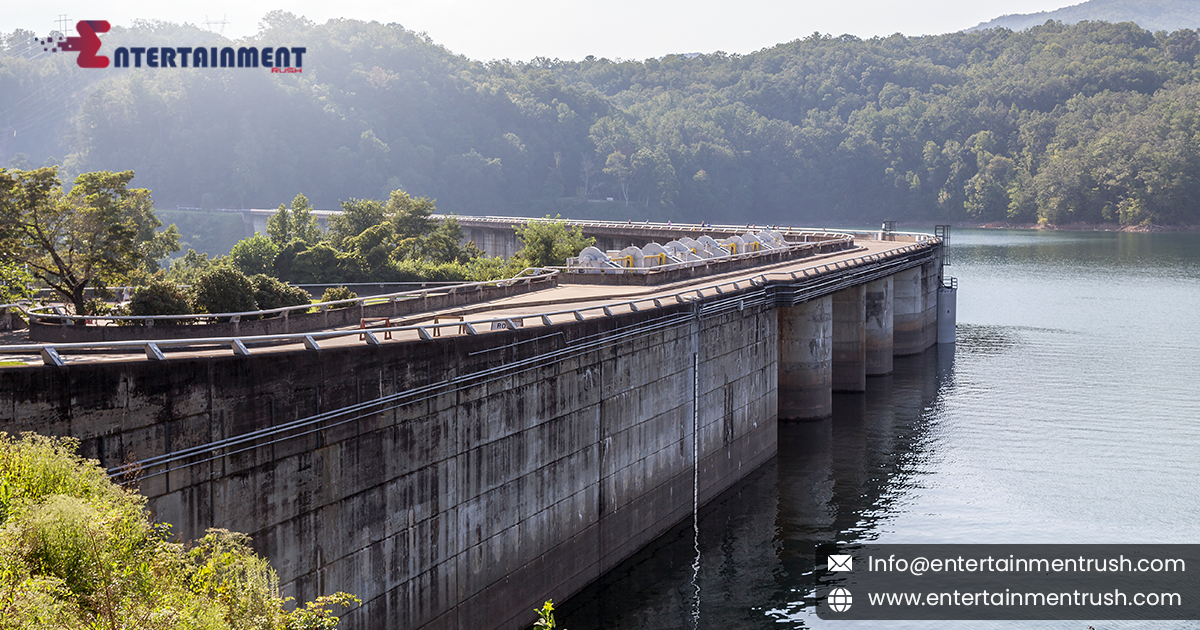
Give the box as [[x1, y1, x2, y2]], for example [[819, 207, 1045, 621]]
[[864, 277, 894, 375], [920, 260, 940, 351], [892, 267, 924, 356], [777, 296, 833, 419], [938, 283, 958, 344], [832, 286, 866, 393]]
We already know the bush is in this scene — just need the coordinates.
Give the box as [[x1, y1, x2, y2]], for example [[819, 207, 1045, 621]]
[[320, 286, 357, 308], [81, 298, 111, 317], [466, 256, 510, 282], [191, 266, 258, 315], [129, 280, 192, 317], [389, 259, 470, 283], [230, 233, 280, 277], [0, 432, 357, 629], [251, 274, 312, 312]]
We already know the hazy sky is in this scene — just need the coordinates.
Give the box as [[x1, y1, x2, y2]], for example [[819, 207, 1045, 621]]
[[6, 1, 1084, 61]]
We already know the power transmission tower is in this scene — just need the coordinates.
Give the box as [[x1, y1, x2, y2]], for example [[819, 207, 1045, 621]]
[[55, 14, 71, 35], [204, 14, 230, 35]]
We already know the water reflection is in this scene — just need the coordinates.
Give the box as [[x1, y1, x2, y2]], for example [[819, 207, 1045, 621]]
[[556, 229, 1200, 629], [558, 347, 954, 629]]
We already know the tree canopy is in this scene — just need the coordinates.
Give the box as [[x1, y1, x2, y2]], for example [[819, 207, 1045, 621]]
[[4, 17, 1200, 227], [0, 167, 178, 313]]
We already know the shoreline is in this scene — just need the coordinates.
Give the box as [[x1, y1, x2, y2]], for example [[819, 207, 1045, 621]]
[[891, 221, 1200, 233]]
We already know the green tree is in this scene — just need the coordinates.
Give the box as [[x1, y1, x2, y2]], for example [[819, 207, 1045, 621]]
[[603, 151, 635, 205], [965, 155, 1016, 221], [343, 224, 394, 273], [423, 216, 471, 264], [229, 232, 280, 276], [329, 198, 387, 249], [513, 216, 595, 268], [266, 203, 293, 247], [190, 266, 258, 315], [0, 167, 179, 315], [0, 262, 32, 303], [387, 189, 435, 240], [290, 243, 342, 284], [273, 193, 322, 245]]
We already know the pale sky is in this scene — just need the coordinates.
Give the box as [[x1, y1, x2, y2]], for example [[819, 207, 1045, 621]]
[[5, 1, 1083, 62]]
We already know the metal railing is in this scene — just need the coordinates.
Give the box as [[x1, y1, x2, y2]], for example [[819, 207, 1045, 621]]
[[0, 238, 941, 367], [25, 268, 557, 328]]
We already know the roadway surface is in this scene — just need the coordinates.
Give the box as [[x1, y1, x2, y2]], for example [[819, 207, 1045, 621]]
[[0, 238, 918, 366]]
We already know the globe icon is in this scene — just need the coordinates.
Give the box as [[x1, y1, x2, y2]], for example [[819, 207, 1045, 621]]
[[828, 587, 853, 613]]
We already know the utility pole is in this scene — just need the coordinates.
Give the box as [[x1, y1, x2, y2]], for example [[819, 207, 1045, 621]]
[[54, 14, 71, 35]]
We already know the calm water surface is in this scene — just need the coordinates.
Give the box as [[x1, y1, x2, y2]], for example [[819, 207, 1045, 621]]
[[557, 229, 1200, 630]]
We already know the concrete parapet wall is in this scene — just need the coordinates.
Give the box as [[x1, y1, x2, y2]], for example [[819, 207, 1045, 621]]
[[1, 296, 778, 630], [28, 278, 555, 343]]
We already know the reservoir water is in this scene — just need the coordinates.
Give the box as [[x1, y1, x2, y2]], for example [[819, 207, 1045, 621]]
[[557, 228, 1200, 630]]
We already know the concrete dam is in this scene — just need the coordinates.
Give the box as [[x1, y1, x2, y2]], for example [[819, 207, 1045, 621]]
[[0, 221, 952, 630]]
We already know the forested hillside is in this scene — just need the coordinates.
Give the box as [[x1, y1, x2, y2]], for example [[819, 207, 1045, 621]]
[[3, 14, 1200, 226], [973, 0, 1200, 34]]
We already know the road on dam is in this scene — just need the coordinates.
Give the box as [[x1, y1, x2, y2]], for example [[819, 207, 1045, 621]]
[[0, 237, 910, 366]]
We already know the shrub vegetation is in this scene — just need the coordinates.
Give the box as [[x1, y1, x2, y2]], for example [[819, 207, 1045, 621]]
[[0, 432, 356, 629], [319, 287, 357, 308], [190, 267, 258, 315], [129, 280, 192, 317]]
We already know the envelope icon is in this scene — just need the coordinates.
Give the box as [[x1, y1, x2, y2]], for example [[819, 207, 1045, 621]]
[[828, 555, 853, 572]]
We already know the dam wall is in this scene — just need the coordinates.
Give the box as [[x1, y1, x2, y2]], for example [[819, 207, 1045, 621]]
[[0, 296, 778, 630], [0, 232, 947, 630]]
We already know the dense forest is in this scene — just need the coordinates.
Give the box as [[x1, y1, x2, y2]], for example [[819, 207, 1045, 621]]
[[3, 14, 1200, 228], [973, 0, 1200, 34]]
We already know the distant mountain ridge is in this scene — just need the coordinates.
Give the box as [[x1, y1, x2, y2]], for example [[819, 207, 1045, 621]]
[[972, 0, 1200, 32]]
